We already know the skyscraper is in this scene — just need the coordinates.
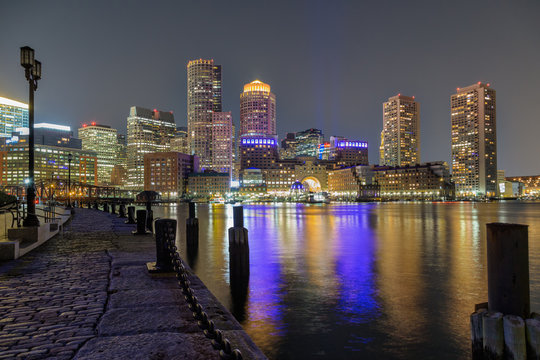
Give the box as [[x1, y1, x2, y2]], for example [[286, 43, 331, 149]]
[[187, 59, 222, 169], [451, 82, 497, 197], [0, 96, 29, 138], [382, 95, 420, 167], [211, 112, 233, 178], [126, 106, 176, 190], [240, 80, 276, 138], [78, 123, 119, 185], [295, 128, 324, 157]]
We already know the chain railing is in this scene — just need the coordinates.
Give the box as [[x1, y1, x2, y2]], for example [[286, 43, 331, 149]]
[[159, 219, 243, 360]]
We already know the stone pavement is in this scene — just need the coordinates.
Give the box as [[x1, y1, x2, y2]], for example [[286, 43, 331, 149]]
[[0, 208, 266, 360]]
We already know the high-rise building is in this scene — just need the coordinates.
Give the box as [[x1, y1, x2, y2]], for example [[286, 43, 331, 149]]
[[187, 59, 222, 169], [211, 112, 233, 177], [451, 82, 497, 197], [382, 95, 420, 167], [78, 123, 119, 185], [239, 137, 279, 170], [0, 96, 29, 138], [8, 123, 81, 149], [240, 80, 276, 138], [126, 106, 176, 190], [280, 133, 297, 159], [295, 128, 324, 157], [170, 126, 189, 154], [333, 140, 369, 167]]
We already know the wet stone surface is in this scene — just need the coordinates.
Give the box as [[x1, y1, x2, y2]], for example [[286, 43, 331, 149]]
[[0, 208, 266, 360]]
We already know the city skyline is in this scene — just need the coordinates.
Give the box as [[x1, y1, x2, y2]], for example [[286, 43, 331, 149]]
[[1, 1, 539, 175]]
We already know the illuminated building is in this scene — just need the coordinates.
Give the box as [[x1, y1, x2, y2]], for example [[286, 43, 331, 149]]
[[328, 165, 377, 200], [0, 144, 97, 186], [78, 123, 119, 185], [506, 175, 540, 197], [240, 80, 276, 137], [0, 96, 28, 138], [187, 171, 230, 198], [170, 126, 189, 154], [280, 133, 297, 159], [451, 83, 497, 197], [382, 94, 420, 166], [126, 106, 176, 190], [9, 123, 81, 149], [262, 166, 297, 195], [187, 59, 222, 169], [333, 140, 369, 167], [144, 152, 199, 199], [211, 112, 233, 177], [318, 142, 331, 160], [373, 162, 454, 200], [295, 128, 324, 157], [239, 137, 278, 170]]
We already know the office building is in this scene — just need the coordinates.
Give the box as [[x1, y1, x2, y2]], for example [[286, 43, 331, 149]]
[[328, 165, 377, 200], [126, 106, 176, 190], [187, 59, 222, 169], [239, 137, 279, 170], [170, 126, 189, 154], [333, 140, 369, 167], [451, 83, 497, 197], [295, 128, 323, 157], [78, 123, 119, 185], [0, 96, 29, 138], [8, 123, 81, 149], [187, 171, 230, 198], [240, 80, 276, 137], [211, 112, 233, 177], [382, 94, 420, 166], [143, 152, 199, 199], [280, 133, 297, 159]]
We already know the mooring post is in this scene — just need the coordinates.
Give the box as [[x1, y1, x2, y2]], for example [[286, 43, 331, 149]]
[[186, 202, 199, 248], [146, 201, 153, 233], [133, 209, 149, 235], [125, 206, 136, 224], [111, 202, 116, 215], [87, 202, 92, 209], [228, 206, 249, 282], [118, 203, 127, 218], [487, 223, 530, 318], [103, 203, 109, 213], [147, 218, 176, 273], [93, 201, 99, 210]]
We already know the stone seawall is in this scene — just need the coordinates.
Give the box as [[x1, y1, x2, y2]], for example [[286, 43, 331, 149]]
[[0, 208, 267, 360]]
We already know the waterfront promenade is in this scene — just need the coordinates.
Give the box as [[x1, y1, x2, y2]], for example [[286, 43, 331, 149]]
[[0, 208, 265, 359]]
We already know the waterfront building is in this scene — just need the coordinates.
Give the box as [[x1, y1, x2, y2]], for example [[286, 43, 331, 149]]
[[187, 59, 222, 169], [505, 175, 540, 197], [328, 165, 377, 200], [280, 132, 297, 159], [0, 144, 97, 186], [110, 165, 127, 187], [126, 106, 176, 190], [451, 83, 497, 197], [333, 140, 369, 167], [382, 94, 420, 166], [211, 112, 233, 177], [373, 161, 454, 200], [294, 158, 330, 192], [170, 126, 189, 154], [143, 152, 199, 199], [239, 137, 279, 170], [295, 128, 324, 157], [317, 142, 331, 160], [240, 80, 276, 138], [78, 123, 119, 185], [262, 166, 296, 196], [9, 123, 81, 149], [0, 96, 28, 138], [187, 171, 229, 198]]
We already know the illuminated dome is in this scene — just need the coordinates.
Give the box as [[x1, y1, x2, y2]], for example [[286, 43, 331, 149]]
[[290, 181, 304, 190], [243, 80, 271, 93]]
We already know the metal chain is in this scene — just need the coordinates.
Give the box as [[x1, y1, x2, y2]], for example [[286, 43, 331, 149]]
[[163, 224, 243, 360]]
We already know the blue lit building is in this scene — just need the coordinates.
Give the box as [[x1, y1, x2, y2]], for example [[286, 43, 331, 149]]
[[0, 97, 29, 138]]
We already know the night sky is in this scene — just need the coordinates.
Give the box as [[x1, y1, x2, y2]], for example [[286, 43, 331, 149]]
[[1, 1, 539, 175]]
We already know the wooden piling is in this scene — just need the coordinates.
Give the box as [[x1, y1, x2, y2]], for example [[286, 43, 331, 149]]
[[229, 206, 249, 282], [133, 209, 149, 235], [503, 315, 526, 359], [471, 308, 487, 359], [125, 206, 136, 224], [186, 202, 198, 248], [487, 223, 530, 319], [118, 204, 127, 218], [526, 318, 540, 359], [483, 311, 504, 359]]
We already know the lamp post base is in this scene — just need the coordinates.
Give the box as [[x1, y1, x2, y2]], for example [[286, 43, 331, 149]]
[[23, 214, 40, 227]]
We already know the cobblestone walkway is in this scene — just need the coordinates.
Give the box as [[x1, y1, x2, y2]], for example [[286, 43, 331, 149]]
[[0, 210, 116, 359]]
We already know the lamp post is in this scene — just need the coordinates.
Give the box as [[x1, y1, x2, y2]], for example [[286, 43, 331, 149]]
[[67, 153, 72, 208], [20, 46, 41, 227]]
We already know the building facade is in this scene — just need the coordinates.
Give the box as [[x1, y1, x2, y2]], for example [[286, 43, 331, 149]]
[[295, 128, 324, 157], [451, 83, 497, 197], [0, 96, 28, 138], [126, 106, 176, 190], [170, 126, 189, 154], [143, 152, 199, 199], [211, 112, 233, 177], [333, 140, 369, 167], [280, 133, 297, 159], [187, 171, 230, 198], [187, 59, 222, 169], [78, 123, 119, 185], [240, 80, 276, 138], [239, 137, 279, 170], [382, 95, 420, 167]]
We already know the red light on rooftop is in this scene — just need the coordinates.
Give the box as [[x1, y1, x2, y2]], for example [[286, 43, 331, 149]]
[[477, 81, 481, 85], [153, 109, 157, 112], [412, 96, 415, 99], [457, 88, 460, 91], [82, 124, 87, 127], [398, 93, 401, 96], [91, 122, 96, 126], [487, 83, 490, 87], [170, 111, 173, 114]]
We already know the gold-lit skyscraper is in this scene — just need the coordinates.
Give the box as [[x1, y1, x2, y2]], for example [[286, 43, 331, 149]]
[[187, 59, 222, 169], [451, 83, 497, 197], [382, 95, 420, 167], [240, 80, 276, 138], [78, 123, 119, 185]]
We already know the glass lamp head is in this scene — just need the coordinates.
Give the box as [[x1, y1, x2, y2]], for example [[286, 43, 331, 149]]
[[20, 46, 35, 68]]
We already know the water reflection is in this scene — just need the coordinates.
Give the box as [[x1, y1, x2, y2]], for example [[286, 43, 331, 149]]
[[153, 201, 540, 359]]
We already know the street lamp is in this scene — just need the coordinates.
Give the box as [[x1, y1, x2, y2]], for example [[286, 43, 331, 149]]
[[20, 46, 41, 227], [67, 153, 73, 208]]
